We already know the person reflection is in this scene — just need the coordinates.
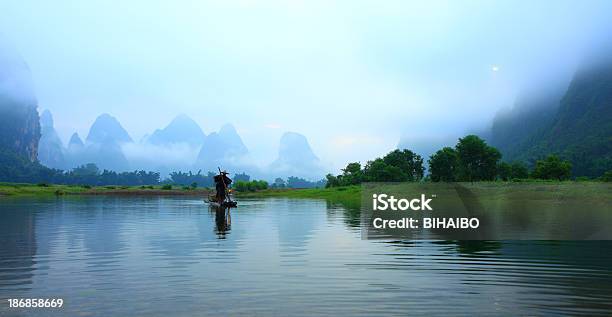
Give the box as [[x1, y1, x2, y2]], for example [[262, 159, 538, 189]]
[[213, 207, 231, 238]]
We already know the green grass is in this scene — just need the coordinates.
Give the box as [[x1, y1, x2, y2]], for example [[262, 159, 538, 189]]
[[237, 185, 362, 207], [236, 181, 611, 208], [0, 182, 209, 197]]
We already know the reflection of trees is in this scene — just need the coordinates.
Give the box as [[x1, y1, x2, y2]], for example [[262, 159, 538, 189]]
[[325, 200, 361, 229], [0, 203, 37, 292]]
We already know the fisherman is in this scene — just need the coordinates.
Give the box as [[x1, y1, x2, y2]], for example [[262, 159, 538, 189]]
[[213, 170, 233, 203]]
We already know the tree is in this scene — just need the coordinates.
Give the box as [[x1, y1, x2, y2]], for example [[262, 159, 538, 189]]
[[382, 149, 425, 181], [497, 162, 512, 181], [509, 161, 529, 179], [325, 174, 340, 188], [234, 172, 250, 182], [428, 147, 458, 182], [455, 135, 501, 181], [340, 162, 363, 185], [363, 158, 404, 182], [531, 155, 572, 180], [272, 177, 286, 188]]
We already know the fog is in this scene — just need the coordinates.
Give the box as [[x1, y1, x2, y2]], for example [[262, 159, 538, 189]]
[[1, 0, 612, 173]]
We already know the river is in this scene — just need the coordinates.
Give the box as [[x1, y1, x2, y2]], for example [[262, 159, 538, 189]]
[[0, 196, 610, 316]]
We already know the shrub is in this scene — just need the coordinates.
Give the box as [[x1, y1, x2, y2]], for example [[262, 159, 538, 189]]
[[601, 171, 612, 182], [234, 180, 268, 192], [37, 183, 49, 187], [531, 155, 572, 180], [161, 184, 172, 190]]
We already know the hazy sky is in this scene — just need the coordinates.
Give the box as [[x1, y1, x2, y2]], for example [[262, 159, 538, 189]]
[[1, 0, 611, 170]]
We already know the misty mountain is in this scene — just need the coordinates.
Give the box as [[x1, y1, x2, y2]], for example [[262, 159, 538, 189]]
[[487, 59, 612, 177], [68, 132, 84, 152], [86, 113, 133, 144], [65, 132, 85, 168], [487, 89, 563, 160], [66, 113, 132, 171], [37, 109, 65, 168], [146, 114, 206, 146], [82, 138, 131, 171], [195, 123, 249, 171], [0, 40, 39, 163], [269, 132, 325, 179]]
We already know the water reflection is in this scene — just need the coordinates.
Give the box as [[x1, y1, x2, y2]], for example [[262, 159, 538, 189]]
[[0, 196, 610, 316], [0, 205, 37, 291], [212, 206, 231, 238]]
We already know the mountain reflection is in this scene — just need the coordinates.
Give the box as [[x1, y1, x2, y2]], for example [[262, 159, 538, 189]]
[[0, 196, 610, 315]]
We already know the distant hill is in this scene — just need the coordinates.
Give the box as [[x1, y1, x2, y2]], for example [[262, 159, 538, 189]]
[[38, 109, 65, 168], [269, 132, 325, 179], [86, 113, 133, 144], [67, 132, 84, 151], [487, 59, 612, 177], [147, 114, 205, 147], [74, 113, 132, 171], [195, 123, 248, 171]]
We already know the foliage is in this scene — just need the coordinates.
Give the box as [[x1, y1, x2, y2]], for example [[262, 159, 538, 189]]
[[428, 136, 502, 182], [326, 149, 424, 187], [234, 173, 250, 182], [286, 176, 325, 188], [497, 161, 529, 181], [161, 184, 172, 190], [531, 155, 572, 180], [380, 149, 425, 181], [428, 147, 458, 182], [169, 170, 214, 187], [601, 170, 612, 182], [234, 180, 269, 192], [455, 135, 501, 181], [271, 177, 286, 188]]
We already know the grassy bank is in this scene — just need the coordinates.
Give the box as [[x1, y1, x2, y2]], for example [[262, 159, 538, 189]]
[[0, 182, 211, 197], [236, 180, 611, 205], [236, 185, 362, 207]]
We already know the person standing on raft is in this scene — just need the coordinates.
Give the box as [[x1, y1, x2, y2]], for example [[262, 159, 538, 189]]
[[213, 171, 233, 203]]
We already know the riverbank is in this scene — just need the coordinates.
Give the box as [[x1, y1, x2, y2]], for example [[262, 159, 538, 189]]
[[0, 182, 210, 197], [236, 186, 361, 207], [235, 181, 611, 204]]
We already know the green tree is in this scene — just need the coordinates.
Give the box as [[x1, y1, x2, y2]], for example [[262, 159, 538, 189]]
[[325, 174, 340, 188], [340, 162, 363, 185], [382, 149, 424, 181], [497, 162, 512, 181], [363, 158, 404, 182], [455, 135, 501, 181], [531, 155, 572, 180], [428, 147, 458, 182], [509, 161, 529, 179]]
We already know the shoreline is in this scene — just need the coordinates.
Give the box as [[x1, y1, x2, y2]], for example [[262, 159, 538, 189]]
[[0, 183, 211, 197]]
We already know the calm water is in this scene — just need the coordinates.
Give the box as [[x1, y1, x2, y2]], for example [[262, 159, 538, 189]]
[[0, 196, 611, 316]]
